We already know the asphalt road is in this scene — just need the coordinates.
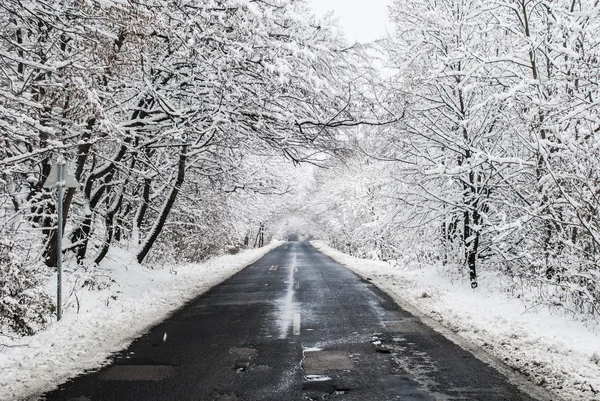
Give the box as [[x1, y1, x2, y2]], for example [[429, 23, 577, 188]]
[[39, 242, 540, 401]]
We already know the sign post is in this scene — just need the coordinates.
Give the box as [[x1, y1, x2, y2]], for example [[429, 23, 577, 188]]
[[43, 157, 79, 321], [56, 161, 64, 321]]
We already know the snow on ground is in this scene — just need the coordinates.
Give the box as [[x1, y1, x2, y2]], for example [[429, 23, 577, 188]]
[[0, 242, 282, 401], [312, 241, 600, 401]]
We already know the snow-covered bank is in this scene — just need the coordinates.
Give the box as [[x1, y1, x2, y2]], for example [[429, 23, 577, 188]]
[[0, 242, 282, 401], [312, 241, 600, 401]]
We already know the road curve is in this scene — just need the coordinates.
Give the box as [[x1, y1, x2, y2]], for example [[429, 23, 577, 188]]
[[38, 242, 540, 401]]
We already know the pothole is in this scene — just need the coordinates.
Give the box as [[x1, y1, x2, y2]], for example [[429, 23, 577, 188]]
[[230, 346, 258, 373], [98, 365, 175, 381], [230, 347, 258, 359], [384, 319, 428, 334], [303, 378, 354, 398], [215, 395, 238, 401], [302, 350, 354, 375]]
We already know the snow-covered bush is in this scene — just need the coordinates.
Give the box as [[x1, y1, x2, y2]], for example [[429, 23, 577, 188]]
[[0, 241, 52, 336]]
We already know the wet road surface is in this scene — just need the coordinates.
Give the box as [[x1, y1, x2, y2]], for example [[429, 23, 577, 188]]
[[38, 242, 540, 401]]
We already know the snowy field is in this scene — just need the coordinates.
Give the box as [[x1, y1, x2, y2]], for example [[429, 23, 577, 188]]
[[0, 242, 282, 401], [312, 241, 600, 401]]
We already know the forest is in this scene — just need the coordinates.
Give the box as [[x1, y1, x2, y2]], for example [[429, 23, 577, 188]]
[[1, 0, 599, 338]]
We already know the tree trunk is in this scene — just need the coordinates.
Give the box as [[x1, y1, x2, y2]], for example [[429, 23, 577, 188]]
[[114, 203, 132, 243], [94, 192, 123, 265], [71, 141, 129, 263], [73, 169, 117, 263], [133, 177, 152, 244], [467, 208, 481, 289], [462, 167, 480, 289], [137, 145, 188, 263]]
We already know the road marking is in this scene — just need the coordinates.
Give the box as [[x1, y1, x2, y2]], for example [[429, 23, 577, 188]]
[[294, 281, 300, 290], [293, 313, 301, 335], [269, 265, 278, 271], [277, 253, 298, 339]]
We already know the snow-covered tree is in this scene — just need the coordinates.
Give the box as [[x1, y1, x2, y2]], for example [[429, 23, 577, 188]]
[[0, 0, 386, 333]]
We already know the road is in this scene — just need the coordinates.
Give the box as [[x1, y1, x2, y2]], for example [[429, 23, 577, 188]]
[[40, 242, 540, 401]]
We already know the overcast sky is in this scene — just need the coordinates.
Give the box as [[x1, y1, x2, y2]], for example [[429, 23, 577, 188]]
[[308, 0, 392, 43]]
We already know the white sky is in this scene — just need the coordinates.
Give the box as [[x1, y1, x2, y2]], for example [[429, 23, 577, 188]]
[[309, 0, 392, 43]]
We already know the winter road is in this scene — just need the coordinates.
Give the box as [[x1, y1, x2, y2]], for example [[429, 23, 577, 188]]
[[40, 242, 540, 401]]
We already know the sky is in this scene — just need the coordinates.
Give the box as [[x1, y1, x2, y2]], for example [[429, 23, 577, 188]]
[[308, 0, 393, 43]]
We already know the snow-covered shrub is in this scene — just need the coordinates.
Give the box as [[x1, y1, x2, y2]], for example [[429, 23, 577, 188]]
[[0, 241, 52, 336], [74, 261, 116, 292]]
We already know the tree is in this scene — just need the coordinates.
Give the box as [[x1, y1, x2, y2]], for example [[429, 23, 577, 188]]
[[0, 0, 380, 271]]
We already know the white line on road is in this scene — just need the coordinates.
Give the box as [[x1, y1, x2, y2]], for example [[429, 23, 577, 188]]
[[293, 313, 301, 336], [277, 253, 299, 339]]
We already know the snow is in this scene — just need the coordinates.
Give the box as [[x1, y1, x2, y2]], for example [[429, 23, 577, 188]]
[[0, 242, 282, 401], [312, 241, 600, 401], [304, 374, 332, 382]]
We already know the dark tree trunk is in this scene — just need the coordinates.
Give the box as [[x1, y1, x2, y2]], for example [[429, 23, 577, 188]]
[[73, 170, 116, 263], [71, 142, 129, 264], [462, 168, 480, 289], [114, 203, 132, 243], [133, 177, 152, 244], [441, 212, 459, 266], [94, 193, 124, 265], [466, 208, 481, 288], [137, 145, 188, 264]]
